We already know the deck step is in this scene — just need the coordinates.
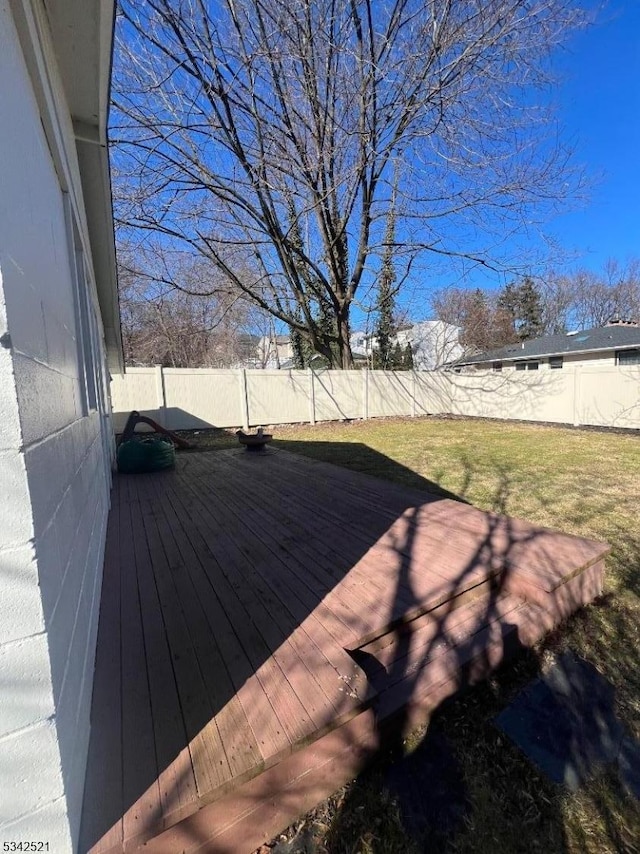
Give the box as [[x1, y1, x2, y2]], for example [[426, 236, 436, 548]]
[[351, 590, 556, 726]]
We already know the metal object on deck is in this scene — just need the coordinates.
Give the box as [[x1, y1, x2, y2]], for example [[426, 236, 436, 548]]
[[236, 427, 273, 451]]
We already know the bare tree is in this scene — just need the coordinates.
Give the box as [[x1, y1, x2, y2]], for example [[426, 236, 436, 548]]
[[434, 259, 640, 354], [118, 242, 267, 366], [433, 287, 518, 353], [112, 0, 585, 368], [541, 259, 640, 332]]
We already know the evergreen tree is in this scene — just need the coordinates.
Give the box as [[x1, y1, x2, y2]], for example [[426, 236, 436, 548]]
[[390, 342, 404, 369], [403, 343, 414, 370], [496, 282, 519, 338], [290, 309, 315, 367], [316, 294, 339, 365], [375, 181, 397, 370], [497, 277, 544, 342], [517, 276, 544, 340]]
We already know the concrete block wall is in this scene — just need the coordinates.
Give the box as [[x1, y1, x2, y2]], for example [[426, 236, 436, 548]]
[[0, 1, 112, 849]]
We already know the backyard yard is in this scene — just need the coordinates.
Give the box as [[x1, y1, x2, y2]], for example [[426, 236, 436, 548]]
[[183, 416, 640, 854]]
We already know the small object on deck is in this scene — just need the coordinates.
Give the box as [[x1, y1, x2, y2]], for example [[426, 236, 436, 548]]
[[119, 410, 192, 449], [116, 409, 190, 473], [117, 435, 175, 473], [236, 427, 273, 451]]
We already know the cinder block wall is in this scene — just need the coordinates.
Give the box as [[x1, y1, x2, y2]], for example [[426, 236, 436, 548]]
[[0, 1, 112, 849]]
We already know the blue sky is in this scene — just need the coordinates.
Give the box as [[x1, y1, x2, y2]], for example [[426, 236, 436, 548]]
[[547, 1, 640, 269], [355, 1, 640, 328], [111, 1, 639, 333]]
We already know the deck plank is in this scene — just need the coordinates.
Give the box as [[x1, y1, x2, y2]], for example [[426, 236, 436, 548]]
[[177, 462, 381, 658], [164, 477, 330, 744], [157, 481, 299, 758], [79, 480, 124, 853], [133, 474, 232, 801], [174, 467, 371, 714], [128, 475, 199, 827], [142, 476, 264, 783], [119, 477, 163, 844]]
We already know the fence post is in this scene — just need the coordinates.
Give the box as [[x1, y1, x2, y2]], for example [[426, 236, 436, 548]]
[[308, 368, 316, 425], [572, 365, 582, 427], [362, 368, 369, 420], [411, 370, 417, 417], [238, 369, 250, 430], [154, 364, 166, 413]]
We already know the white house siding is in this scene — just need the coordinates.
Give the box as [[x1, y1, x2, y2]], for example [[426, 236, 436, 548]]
[[0, 2, 112, 850], [471, 349, 622, 371]]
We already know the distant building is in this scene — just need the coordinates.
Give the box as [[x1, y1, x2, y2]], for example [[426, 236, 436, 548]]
[[449, 320, 640, 372], [232, 334, 294, 369], [351, 320, 463, 370], [256, 334, 294, 368]]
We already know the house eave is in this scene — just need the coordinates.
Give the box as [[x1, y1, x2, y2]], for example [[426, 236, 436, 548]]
[[457, 342, 640, 367], [47, 0, 123, 373]]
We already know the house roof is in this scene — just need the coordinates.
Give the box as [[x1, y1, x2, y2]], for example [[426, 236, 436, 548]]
[[454, 324, 640, 366], [47, 0, 123, 372]]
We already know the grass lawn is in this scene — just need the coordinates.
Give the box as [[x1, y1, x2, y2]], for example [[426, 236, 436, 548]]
[[183, 417, 640, 853]]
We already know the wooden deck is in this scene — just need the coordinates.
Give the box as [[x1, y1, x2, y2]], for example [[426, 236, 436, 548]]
[[80, 448, 608, 854]]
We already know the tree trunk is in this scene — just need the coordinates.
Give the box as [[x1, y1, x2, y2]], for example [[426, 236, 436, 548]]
[[336, 311, 354, 369]]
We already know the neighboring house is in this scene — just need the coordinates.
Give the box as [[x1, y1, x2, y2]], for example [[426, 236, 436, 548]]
[[231, 333, 294, 369], [351, 320, 463, 369], [450, 320, 640, 372], [0, 1, 120, 850], [255, 334, 294, 368]]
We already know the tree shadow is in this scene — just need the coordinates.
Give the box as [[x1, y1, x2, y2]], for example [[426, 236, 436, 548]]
[[317, 463, 562, 854], [310, 458, 635, 854], [80, 438, 613, 854]]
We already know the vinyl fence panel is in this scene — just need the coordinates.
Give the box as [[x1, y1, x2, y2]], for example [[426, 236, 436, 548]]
[[110, 365, 640, 432]]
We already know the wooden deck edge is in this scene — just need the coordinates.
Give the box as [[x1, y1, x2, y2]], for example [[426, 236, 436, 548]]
[[394, 599, 555, 739], [118, 584, 498, 850], [132, 708, 381, 854], [355, 584, 495, 656], [128, 596, 555, 854], [108, 692, 377, 854], [129, 558, 606, 854], [350, 544, 609, 654], [505, 544, 610, 594], [502, 558, 605, 621]]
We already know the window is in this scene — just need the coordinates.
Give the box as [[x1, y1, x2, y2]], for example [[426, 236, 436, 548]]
[[616, 349, 640, 366], [516, 361, 539, 371], [549, 356, 564, 369], [515, 362, 526, 371], [63, 193, 98, 414], [492, 361, 503, 372]]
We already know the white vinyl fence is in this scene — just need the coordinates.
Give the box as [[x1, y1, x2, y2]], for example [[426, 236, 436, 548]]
[[110, 365, 640, 433]]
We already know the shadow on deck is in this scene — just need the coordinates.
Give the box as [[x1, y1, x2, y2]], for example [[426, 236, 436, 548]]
[[80, 445, 609, 854]]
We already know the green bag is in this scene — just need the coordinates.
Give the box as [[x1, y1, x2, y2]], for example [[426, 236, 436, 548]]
[[117, 435, 176, 474]]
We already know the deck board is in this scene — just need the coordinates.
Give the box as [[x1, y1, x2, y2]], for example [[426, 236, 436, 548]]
[[135, 475, 233, 798], [80, 481, 124, 853], [80, 447, 608, 853], [130, 476, 199, 825], [119, 477, 164, 844]]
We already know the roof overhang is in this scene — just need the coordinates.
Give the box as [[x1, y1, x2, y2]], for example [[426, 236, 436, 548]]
[[47, 0, 123, 373], [456, 341, 640, 367]]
